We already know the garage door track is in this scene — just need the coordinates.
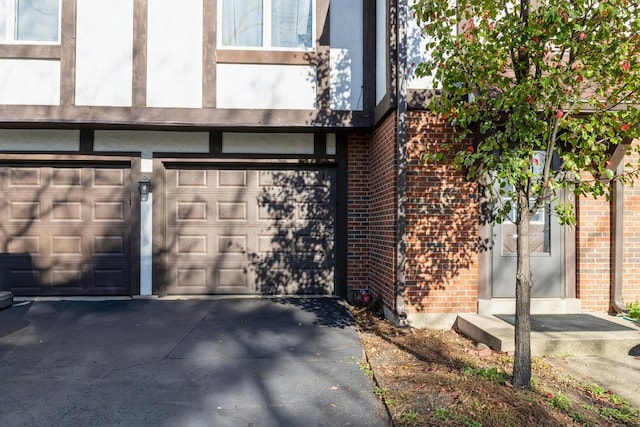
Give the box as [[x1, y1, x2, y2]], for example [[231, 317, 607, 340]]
[[0, 298, 390, 426]]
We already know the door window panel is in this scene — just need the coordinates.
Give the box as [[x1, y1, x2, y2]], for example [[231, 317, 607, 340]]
[[501, 152, 551, 256]]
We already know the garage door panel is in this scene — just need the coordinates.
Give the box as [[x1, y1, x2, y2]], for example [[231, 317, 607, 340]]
[[175, 267, 210, 291], [93, 235, 126, 255], [92, 168, 127, 187], [172, 200, 209, 223], [165, 166, 335, 295], [94, 269, 127, 288], [217, 201, 248, 221], [0, 164, 132, 296], [51, 235, 83, 256], [8, 236, 41, 255], [52, 167, 83, 187], [8, 167, 41, 187], [218, 235, 247, 255], [8, 201, 42, 222], [51, 201, 83, 222], [218, 169, 247, 187], [93, 201, 127, 222]]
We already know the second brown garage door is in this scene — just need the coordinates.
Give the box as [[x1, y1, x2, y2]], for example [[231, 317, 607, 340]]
[[164, 166, 336, 295]]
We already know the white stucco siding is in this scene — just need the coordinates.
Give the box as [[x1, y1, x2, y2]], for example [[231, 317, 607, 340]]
[[216, 64, 317, 110], [0, 129, 78, 151], [376, 0, 386, 104], [94, 130, 209, 154], [222, 133, 314, 154], [330, 0, 363, 110], [0, 59, 60, 105], [147, 0, 203, 108], [75, 0, 133, 106]]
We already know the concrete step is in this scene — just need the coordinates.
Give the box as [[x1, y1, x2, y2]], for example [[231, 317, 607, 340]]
[[0, 291, 13, 310], [457, 312, 640, 357]]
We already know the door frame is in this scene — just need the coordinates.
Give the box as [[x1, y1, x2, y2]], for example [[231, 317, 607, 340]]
[[477, 189, 576, 304]]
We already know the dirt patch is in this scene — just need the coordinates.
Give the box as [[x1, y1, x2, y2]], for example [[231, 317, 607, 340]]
[[352, 306, 640, 426]]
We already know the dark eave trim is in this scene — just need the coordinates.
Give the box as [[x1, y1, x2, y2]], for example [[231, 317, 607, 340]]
[[0, 105, 373, 129], [362, 0, 376, 112]]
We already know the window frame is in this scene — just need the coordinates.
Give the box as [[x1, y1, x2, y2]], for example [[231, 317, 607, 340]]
[[217, 0, 316, 52], [0, 0, 61, 45]]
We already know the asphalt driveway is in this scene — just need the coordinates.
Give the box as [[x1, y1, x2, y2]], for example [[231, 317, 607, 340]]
[[0, 297, 390, 427]]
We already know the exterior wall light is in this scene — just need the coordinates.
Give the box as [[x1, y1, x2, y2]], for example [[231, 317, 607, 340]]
[[139, 176, 151, 202]]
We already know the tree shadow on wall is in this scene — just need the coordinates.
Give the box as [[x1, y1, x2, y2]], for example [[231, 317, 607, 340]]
[[246, 168, 336, 295], [402, 166, 493, 311]]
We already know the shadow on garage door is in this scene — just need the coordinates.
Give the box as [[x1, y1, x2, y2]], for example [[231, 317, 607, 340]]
[[0, 163, 134, 296], [163, 165, 336, 296]]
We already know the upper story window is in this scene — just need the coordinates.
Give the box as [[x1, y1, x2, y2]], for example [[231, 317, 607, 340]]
[[0, 0, 60, 43], [220, 0, 314, 50]]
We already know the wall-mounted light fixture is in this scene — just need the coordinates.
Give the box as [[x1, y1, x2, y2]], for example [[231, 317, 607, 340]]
[[139, 176, 151, 202]]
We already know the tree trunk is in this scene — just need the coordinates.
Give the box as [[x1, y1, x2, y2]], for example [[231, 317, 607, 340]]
[[513, 198, 533, 388]]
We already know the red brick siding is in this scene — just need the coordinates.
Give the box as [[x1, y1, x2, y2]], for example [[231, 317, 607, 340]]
[[349, 117, 639, 315], [367, 113, 398, 312], [347, 111, 479, 315], [404, 111, 478, 314], [623, 142, 640, 304], [576, 194, 611, 311], [347, 133, 371, 299], [577, 139, 640, 311]]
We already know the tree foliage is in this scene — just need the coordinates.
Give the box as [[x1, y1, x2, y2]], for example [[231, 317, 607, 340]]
[[413, 0, 640, 387], [415, 0, 640, 220]]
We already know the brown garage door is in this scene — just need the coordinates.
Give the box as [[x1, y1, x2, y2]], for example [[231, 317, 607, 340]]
[[164, 166, 335, 295], [0, 164, 133, 296]]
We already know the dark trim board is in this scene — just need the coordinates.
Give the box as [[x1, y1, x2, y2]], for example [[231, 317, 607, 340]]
[[0, 105, 373, 129]]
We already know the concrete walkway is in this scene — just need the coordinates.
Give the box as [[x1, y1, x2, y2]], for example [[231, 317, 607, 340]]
[[0, 298, 390, 426], [458, 312, 640, 410]]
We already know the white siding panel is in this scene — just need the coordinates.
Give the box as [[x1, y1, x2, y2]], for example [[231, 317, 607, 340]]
[[216, 64, 316, 110], [0, 59, 59, 105], [330, 0, 363, 110], [222, 133, 314, 154], [75, 0, 133, 106], [147, 0, 203, 108], [0, 129, 78, 151], [94, 130, 209, 154]]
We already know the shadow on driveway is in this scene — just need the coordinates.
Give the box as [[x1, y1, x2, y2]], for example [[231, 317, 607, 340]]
[[0, 298, 389, 426]]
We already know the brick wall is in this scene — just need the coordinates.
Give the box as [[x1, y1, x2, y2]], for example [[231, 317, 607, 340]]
[[404, 111, 479, 314], [623, 142, 640, 304], [367, 113, 398, 313], [347, 132, 371, 300], [576, 194, 611, 311], [577, 139, 640, 312], [347, 111, 480, 316], [348, 117, 639, 317]]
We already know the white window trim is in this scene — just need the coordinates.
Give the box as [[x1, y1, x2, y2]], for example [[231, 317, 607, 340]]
[[1, 0, 61, 45], [217, 0, 316, 52]]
